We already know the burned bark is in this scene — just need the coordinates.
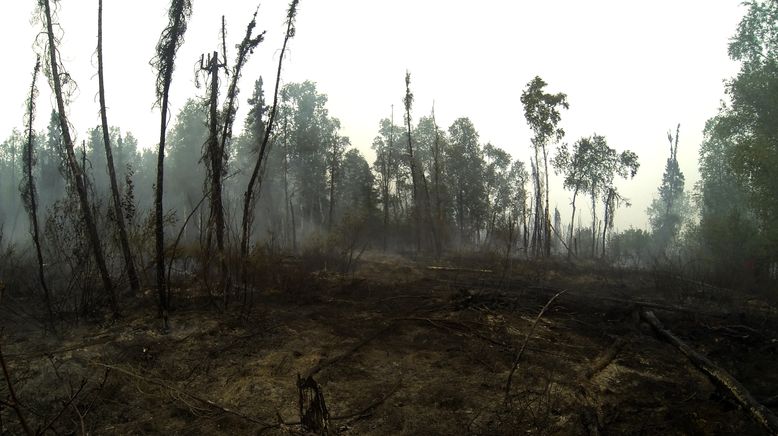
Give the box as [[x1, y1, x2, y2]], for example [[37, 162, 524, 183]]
[[98, 0, 140, 294], [241, 0, 299, 267], [152, 0, 192, 328], [20, 57, 54, 327], [40, 0, 117, 314], [641, 310, 778, 435]]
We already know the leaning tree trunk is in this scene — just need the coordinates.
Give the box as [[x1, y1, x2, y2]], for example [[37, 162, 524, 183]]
[[98, 0, 140, 294], [20, 57, 55, 328], [641, 310, 778, 435], [41, 0, 118, 314], [601, 188, 613, 258], [241, 0, 299, 271]]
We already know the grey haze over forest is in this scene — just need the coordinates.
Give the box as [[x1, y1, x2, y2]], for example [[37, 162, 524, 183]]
[[2, 2, 778, 432], [1, 1, 743, 231]]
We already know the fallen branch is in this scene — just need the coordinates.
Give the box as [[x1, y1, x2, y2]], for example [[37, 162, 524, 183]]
[[427, 266, 493, 274], [583, 337, 627, 380], [574, 336, 628, 435], [304, 322, 397, 379], [504, 289, 566, 403], [0, 339, 33, 436], [641, 310, 778, 435], [90, 361, 272, 427], [530, 285, 704, 315], [331, 380, 401, 421]]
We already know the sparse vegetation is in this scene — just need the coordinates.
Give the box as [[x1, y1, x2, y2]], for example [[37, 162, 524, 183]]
[[0, 1, 777, 435]]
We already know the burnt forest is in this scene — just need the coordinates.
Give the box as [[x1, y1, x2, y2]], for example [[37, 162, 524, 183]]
[[0, 1, 777, 435]]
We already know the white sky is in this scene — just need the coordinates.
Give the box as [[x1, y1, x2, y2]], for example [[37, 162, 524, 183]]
[[1, 1, 744, 230]]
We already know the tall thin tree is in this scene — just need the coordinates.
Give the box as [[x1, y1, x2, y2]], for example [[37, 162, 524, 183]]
[[152, 0, 192, 328], [39, 0, 118, 314], [403, 71, 422, 251], [200, 49, 226, 299], [241, 0, 299, 268], [20, 57, 54, 327], [521, 77, 568, 257], [98, 0, 140, 294], [211, 11, 264, 305]]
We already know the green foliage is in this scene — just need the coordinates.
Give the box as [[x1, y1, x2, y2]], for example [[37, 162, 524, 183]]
[[338, 149, 375, 214], [520, 76, 569, 148], [167, 99, 208, 210], [729, 0, 778, 68], [608, 228, 652, 268], [648, 126, 687, 257], [687, 0, 778, 287], [446, 117, 486, 243]]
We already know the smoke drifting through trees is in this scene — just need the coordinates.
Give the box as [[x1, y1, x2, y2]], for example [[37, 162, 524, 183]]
[[0, 0, 775, 325]]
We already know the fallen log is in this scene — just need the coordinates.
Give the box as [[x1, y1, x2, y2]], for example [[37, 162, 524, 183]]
[[584, 337, 627, 380], [427, 266, 493, 274], [641, 310, 778, 435]]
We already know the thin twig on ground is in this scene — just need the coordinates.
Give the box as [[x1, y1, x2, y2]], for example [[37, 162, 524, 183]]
[[504, 289, 566, 404], [0, 338, 33, 436], [90, 361, 273, 427]]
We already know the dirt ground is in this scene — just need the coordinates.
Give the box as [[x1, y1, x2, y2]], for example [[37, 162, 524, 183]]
[[1, 252, 778, 435]]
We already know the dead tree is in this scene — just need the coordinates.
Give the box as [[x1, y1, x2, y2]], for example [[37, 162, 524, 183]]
[[39, 0, 118, 314], [98, 0, 140, 294], [642, 310, 778, 435], [403, 73, 439, 256], [0, 341, 33, 436], [19, 57, 54, 327], [240, 0, 299, 270], [431, 103, 444, 246], [214, 11, 264, 305], [327, 136, 344, 231], [152, 0, 192, 328], [403, 71, 421, 252], [200, 49, 226, 300]]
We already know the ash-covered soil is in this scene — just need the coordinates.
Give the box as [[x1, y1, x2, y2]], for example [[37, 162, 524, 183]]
[[1, 254, 777, 435]]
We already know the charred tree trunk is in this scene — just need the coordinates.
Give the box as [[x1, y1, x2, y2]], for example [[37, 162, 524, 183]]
[[420, 170, 440, 257], [431, 104, 444, 247], [152, 0, 192, 328], [542, 143, 551, 257], [282, 116, 293, 250], [590, 189, 597, 258], [403, 71, 421, 253], [20, 57, 54, 327], [201, 50, 227, 304], [641, 310, 778, 435], [531, 159, 543, 257], [601, 188, 613, 258], [241, 0, 299, 269], [214, 11, 264, 303], [98, 0, 140, 294], [41, 0, 118, 314], [568, 185, 579, 259], [327, 140, 338, 231]]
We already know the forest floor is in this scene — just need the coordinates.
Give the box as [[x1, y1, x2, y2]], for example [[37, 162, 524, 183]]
[[1, 252, 778, 435]]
